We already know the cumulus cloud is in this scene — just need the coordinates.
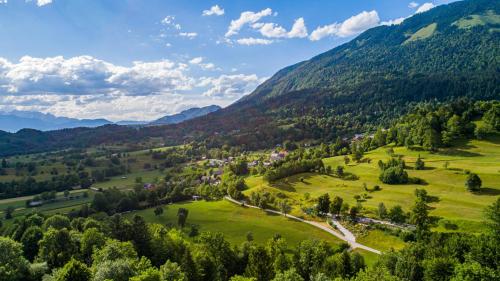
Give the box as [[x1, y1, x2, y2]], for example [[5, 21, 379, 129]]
[[409, 2, 419, 9], [236, 37, 274, 45], [0, 55, 193, 96], [199, 74, 265, 99], [310, 10, 380, 41], [288, 18, 308, 38], [416, 3, 435, 13], [203, 5, 224, 16], [0, 56, 262, 120], [254, 17, 308, 39], [381, 17, 406, 26], [36, 0, 52, 7], [225, 8, 273, 37]]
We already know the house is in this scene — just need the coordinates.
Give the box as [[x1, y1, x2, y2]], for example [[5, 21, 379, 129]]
[[208, 159, 224, 167], [144, 183, 156, 190], [192, 195, 202, 201], [270, 150, 288, 162], [213, 169, 224, 176], [352, 134, 364, 141]]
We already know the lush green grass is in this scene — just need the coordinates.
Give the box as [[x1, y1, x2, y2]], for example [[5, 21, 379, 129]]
[[92, 170, 165, 190], [452, 10, 500, 29], [357, 230, 406, 252], [245, 138, 500, 233], [125, 200, 344, 247], [404, 23, 437, 44]]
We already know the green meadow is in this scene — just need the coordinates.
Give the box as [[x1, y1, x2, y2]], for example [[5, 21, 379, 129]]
[[244, 137, 500, 233], [125, 200, 344, 247]]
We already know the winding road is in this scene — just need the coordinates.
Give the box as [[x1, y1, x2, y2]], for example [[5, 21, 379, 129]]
[[224, 196, 381, 255]]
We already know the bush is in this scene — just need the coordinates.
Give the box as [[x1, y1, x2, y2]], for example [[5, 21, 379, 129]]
[[465, 173, 481, 192], [379, 166, 408, 184]]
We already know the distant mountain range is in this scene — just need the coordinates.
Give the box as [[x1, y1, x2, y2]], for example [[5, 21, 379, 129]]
[[0, 105, 221, 132], [149, 105, 221, 126]]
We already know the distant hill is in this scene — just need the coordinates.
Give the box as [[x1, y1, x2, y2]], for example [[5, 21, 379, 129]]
[[149, 105, 221, 126], [0, 0, 498, 156], [0, 105, 221, 132], [0, 111, 112, 132]]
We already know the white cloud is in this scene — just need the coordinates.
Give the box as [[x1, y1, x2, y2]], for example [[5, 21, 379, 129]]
[[203, 5, 224, 16], [254, 17, 308, 39], [179, 32, 198, 39], [416, 3, 435, 13], [0, 1, 7, 5], [288, 18, 308, 38], [255, 23, 288, 38], [0, 56, 260, 120], [310, 10, 380, 41], [381, 17, 406, 26], [199, 74, 265, 99], [225, 8, 273, 37], [189, 57, 203, 64], [236, 37, 274, 45], [36, 0, 52, 7], [0, 55, 194, 96], [409, 2, 419, 9], [161, 16, 182, 30]]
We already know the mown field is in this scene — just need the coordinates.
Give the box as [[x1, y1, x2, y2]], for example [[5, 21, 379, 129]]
[[244, 137, 500, 233], [125, 200, 344, 247]]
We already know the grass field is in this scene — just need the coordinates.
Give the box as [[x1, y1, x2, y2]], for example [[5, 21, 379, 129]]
[[245, 137, 500, 233], [125, 200, 345, 247], [357, 230, 406, 252]]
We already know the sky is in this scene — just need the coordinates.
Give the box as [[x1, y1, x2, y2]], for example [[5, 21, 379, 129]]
[[0, 0, 456, 121]]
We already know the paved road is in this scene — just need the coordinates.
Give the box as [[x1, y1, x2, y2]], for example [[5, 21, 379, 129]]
[[224, 196, 381, 255]]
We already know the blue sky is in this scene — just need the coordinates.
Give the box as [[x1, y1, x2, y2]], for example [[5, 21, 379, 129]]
[[0, 0, 455, 121]]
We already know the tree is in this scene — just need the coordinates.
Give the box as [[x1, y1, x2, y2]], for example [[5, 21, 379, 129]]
[[154, 206, 164, 216], [0, 237, 30, 281], [81, 227, 106, 264], [272, 269, 304, 281], [349, 206, 359, 221], [245, 246, 273, 281], [379, 166, 408, 184], [4, 206, 15, 219], [388, 205, 406, 224], [64, 189, 70, 199], [344, 156, 350, 165], [20, 225, 43, 261], [177, 208, 189, 228], [451, 261, 498, 281], [335, 166, 344, 177], [423, 257, 455, 281], [279, 200, 292, 216], [1, 158, 7, 168], [377, 202, 387, 219], [330, 196, 343, 216], [53, 258, 92, 281], [316, 193, 330, 216], [38, 228, 77, 269], [411, 197, 431, 241], [159, 260, 187, 281], [465, 173, 482, 192], [43, 214, 71, 230], [484, 198, 500, 239], [415, 155, 425, 170]]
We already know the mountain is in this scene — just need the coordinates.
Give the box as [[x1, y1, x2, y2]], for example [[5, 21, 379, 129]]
[[0, 0, 498, 156], [150, 105, 221, 126], [0, 111, 112, 132]]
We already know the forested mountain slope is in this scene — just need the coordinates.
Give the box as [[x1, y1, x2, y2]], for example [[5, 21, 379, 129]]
[[0, 0, 498, 156]]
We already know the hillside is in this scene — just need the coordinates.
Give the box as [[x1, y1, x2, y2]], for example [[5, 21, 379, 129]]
[[0, 0, 498, 156], [150, 105, 221, 126]]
